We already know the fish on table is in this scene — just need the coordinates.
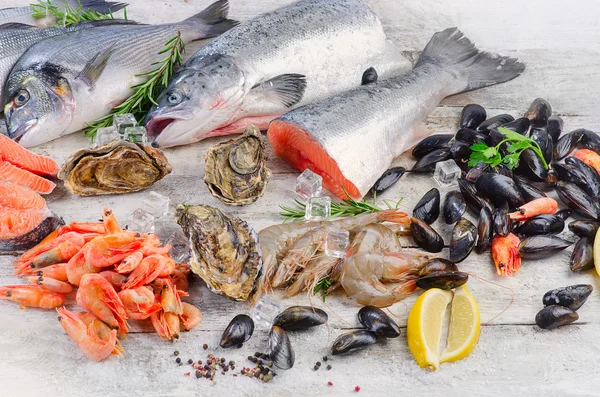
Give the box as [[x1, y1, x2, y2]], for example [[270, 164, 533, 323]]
[[0, 0, 127, 28], [267, 28, 526, 199], [3, 0, 237, 148], [145, 0, 412, 148]]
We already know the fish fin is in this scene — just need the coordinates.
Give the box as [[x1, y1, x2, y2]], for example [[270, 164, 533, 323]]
[[76, 19, 142, 27], [76, 44, 116, 88], [250, 74, 307, 108], [77, 0, 128, 13], [184, 0, 239, 37], [0, 23, 37, 30], [416, 27, 525, 92]]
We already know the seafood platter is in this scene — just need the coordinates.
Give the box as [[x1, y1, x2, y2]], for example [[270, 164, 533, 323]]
[[1, 0, 600, 395]]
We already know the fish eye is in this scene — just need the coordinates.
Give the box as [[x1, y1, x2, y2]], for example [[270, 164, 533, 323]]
[[14, 89, 30, 107], [167, 91, 182, 105]]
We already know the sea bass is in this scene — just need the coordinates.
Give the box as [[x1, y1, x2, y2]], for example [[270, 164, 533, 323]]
[[267, 28, 526, 199], [0, 0, 127, 28], [145, 0, 412, 148], [4, 0, 236, 148]]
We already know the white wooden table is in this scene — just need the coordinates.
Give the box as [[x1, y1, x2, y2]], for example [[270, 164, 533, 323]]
[[3, 1, 600, 396]]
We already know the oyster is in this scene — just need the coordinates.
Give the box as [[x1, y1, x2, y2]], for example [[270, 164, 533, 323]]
[[58, 141, 172, 196], [175, 204, 261, 301], [204, 125, 271, 206]]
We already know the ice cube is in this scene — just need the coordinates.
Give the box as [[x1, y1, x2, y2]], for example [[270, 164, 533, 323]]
[[325, 228, 350, 258], [113, 113, 138, 136], [296, 169, 323, 199], [305, 196, 331, 221], [433, 159, 461, 189], [250, 296, 283, 329], [143, 192, 169, 219], [93, 126, 120, 147], [124, 126, 148, 144], [166, 230, 191, 264], [127, 209, 155, 235]]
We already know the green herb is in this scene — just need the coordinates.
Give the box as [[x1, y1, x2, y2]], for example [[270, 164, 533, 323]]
[[313, 278, 332, 301], [31, 0, 123, 26], [468, 127, 548, 170], [85, 32, 185, 138]]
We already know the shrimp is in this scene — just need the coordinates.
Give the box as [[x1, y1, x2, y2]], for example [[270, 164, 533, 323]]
[[102, 208, 122, 234], [284, 255, 341, 297], [0, 285, 64, 309], [574, 149, 600, 174], [81, 232, 145, 268], [66, 251, 100, 286], [76, 312, 124, 356], [348, 223, 404, 256], [15, 232, 85, 275], [118, 286, 161, 320], [76, 274, 129, 335], [26, 276, 73, 293], [62, 222, 107, 235], [180, 302, 202, 331], [169, 269, 189, 292], [509, 197, 558, 221], [159, 281, 184, 315], [57, 308, 117, 362], [115, 251, 143, 274], [99, 271, 128, 290], [25, 263, 68, 281], [157, 256, 176, 277], [492, 233, 521, 276], [150, 310, 180, 341], [122, 254, 168, 290], [255, 210, 410, 302], [340, 251, 428, 307]]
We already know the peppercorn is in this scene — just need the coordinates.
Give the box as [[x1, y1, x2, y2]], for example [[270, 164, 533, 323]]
[[314, 365, 319, 371], [229, 360, 235, 366], [355, 386, 361, 392], [204, 364, 210, 371], [197, 360, 202, 365], [188, 359, 193, 364], [327, 365, 332, 370], [203, 344, 208, 350], [205, 373, 211, 379], [327, 381, 333, 386], [316, 361, 321, 367], [175, 358, 181, 364], [254, 352, 261, 357], [174, 351, 179, 356], [195, 371, 202, 379]]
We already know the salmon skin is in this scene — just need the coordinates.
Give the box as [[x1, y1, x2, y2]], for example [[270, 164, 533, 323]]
[[145, 0, 412, 148], [268, 28, 526, 199]]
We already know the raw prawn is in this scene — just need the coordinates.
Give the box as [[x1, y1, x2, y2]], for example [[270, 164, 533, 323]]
[[122, 254, 170, 290], [76, 312, 124, 356], [509, 198, 558, 221], [15, 232, 85, 275], [115, 251, 143, 274], [57, 307, 118, 362], [81, 232, 145, 268], [347, 223, 404, 256], [26, 276, 73, 293], [76, 274, 129, 335], [573, 149, 600, 174], [180, 302, 202, 331], [0, 284, 64, 309], [340, 251, 428, 307], [118, 286, 161, 320], [284, 255, 341, 297], [491, 233, 521, 276], [151, 310, 180, 341], [66, 251, 100, 286]]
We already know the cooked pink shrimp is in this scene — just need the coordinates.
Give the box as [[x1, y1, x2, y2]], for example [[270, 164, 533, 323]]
[[115, 251, 143, 274], [15, 232, 85, 275], [57, 307, 118, 362], [81, 232, 145, 268], [122, 254, 168, 290], [76, 274, 129, 335], [159, 281, 183, 315], [26, 276, 73, 293], [118, 286, 161, 320], [25, 263, 68, 282], [150, 310, 180, 341], [66, 251, 99, 286], [102, 208, 122, 234], [509, 197, 558, 221], [157, 256, 176, 277], [180, 302, 202, 331], [76, 312, 124, 356], [0, 285, 64, 309], [99, 271, 128, 290], [169, 269, 189, 292]]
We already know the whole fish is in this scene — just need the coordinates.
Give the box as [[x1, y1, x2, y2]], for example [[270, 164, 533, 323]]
[[145, 0, 412, 148], [0, 20, 135, 109], [267, 28, 525, 199], [4, 0, 237, 148], [0, 1, 127, 28]]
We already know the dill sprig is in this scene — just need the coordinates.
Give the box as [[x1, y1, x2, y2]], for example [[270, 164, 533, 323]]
[[85, 32, 185, 138], [31, 0, 125, 26]]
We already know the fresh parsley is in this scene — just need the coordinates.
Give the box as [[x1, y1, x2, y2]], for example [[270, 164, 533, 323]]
[[468, 127, 548, 170]]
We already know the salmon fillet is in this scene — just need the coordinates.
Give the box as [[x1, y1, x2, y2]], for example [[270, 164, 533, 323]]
[[0, 181, 48, 239], [0, 134, 59, 177], [0, 161, 56, 194]]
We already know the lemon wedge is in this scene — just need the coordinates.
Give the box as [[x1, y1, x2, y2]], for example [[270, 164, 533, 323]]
[[440, 285, 481, 363], [407, 288, 453, 371], [594, 227, 600, 276]]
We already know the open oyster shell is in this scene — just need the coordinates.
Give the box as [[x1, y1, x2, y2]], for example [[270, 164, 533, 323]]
[[58, 141, 172, 196], [204, 125, 271, 206], [175, 204, 261, 301]]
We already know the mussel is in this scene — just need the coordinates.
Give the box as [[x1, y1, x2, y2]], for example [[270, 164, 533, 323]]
[[269, 326, 295, 369], [476, 207, 493, 253], [443, 191, 466, 225], [450, 140, 472, 166], [416, 271, 468, 290], [514, 215, 564, 236], [475, 173, 524, 207], [459, 178, 493, 213], [569, 238, 594, 272], [219, 314, 255, 348], [492, 164, 513, 179], [331, 330, 377, 355], [464, 162, 490, 183], [565, 156, 600, 198], [514, 148, 549, 182], [501, 117, 530, 135], [412, 135, 453, 159], [361, 67, 378, 85], [418, 258, 459, 277], [555, 181, 600, 220], [272, 306, 328, 331], [543, 285, 593, 311], [455, 128, 490, 145], [524, 98, 552, 127], [449, 218, 477, 263], [513, 175, 546, 202], [535, 305, 579, 330], [460, 104, 487, 129], [568, 220, 600, 238], [529, 129, 553, 164], [358, 306, 400, 338], [410, 217, 444, 253], [371, 166, 406, 195], [412, 148, 452, 172], [476, 114, 515, 133], [546, 115, 563, 143], [554, 129, 586, 160], [518, 235, 573, 259], [581, 129, 600, 151], [493, 202, 511, 237], [555, 209, 572, 221], [413, 188, 440, 224]]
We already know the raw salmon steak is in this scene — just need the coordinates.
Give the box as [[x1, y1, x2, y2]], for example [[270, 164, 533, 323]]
[[0, 161, 56, 194], [0, 134, 59, 177]]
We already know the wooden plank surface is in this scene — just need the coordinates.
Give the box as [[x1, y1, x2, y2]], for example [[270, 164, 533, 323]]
[[2, 0, 600, 396]]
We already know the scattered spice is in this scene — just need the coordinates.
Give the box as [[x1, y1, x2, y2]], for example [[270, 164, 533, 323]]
[[323, 356, 328, 362], [314, 365, 319, 371], [203, 344, 208, 350], [327, 365, 332, 370], [174, 351, 179, 356], [355, 386, 361, 392], [188, 359, 193, 364], [184, 372, 190, 377], [328, 381, 333, 387], [175, 358, 181, 364]]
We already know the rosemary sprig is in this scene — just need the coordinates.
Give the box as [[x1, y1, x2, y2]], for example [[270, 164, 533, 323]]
[[85, 32, 185, 138], [31, 0, 123, 27], [313, 278, 332, 302]]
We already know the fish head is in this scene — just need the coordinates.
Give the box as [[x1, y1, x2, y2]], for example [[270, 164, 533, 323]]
[[4, 67, 75, 147], [146, 54, 247, 148]]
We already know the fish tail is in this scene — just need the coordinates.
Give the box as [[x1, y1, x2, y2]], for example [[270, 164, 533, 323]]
[[184, 0, 239, 38], [416, 27, 525, 93]]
